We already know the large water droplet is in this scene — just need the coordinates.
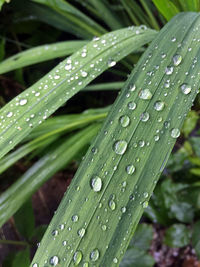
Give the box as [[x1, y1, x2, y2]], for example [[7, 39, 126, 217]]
[[113, 258, 118, 264], [91, 176, 102, 192], [165, 66, 173, 75], [32, 264, 38, 267], [109, 199, 116, 211], [180, 84, 191, 95], [78, 228, 85, 237], [139, 89, 152, 100], [49, 256, 59, 266], [173, 54, 182, 66], [90, 249, 100, 262], [7, 112, 13, 118], [108, 60, 116, 67], [126, 164, 135, 174], [171, 128, 180, 138], [19, 99, 27, 106], [154, 101, 165, 111], [72, 215, 79, 222], [140, 112, 150, 122], [73, 251, 82, 265], [128, 101, 136, 110], [113, 140, 127, 155], [119, 115, 130, 127]]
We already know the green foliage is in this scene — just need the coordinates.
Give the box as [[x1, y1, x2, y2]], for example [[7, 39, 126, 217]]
[[164, 224, 191, 248]]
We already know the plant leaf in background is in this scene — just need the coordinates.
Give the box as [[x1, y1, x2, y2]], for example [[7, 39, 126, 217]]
[[152, 0, 180, 21], [0, 26, 156, 160], [0, 40, 88, 74], [164, 224, 191, 248], [31, 12, 200, 266]]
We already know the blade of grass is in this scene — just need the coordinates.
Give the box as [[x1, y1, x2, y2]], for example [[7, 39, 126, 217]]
[[0, 41, 88, 74], [0, 26, 157, 160], [84, 81, 124, 91], [32, 0, 106, 37], [178, 0, 200, 11], [152, 0, 180, 21], [86, 0, 124, 30], [139, 0, 160, 30], [31, 12, 200, 266], [0, 124, 100, 228]]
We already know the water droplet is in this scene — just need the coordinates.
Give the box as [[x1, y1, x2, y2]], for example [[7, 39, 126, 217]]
[[19, 99, 27, 106], [65, 63, 72, 70], [139, 140, 145, 147], [154, 135, 159, 141], [173, 54, 182, 66], [102, 225, 107, 231], [6, 112, 13, 118], [142, 201, 149, 208], [129, 84, 136, 91], [171, 128, 180, 138], [52, 229, 58, 236], [140, 112, 149, 122], [171, 37, 176, 42], [90, 249, 100, 262], [128, 101, 136, 110], [91, 176, 102, 192], [126, 164, 135, 174], [180, 84, 191, 94], [154, 101, 165, 111], [73, 251, 82, 265], [108, 60, 116, 67], [113, 258, 118, 264], [139, 89, 152, 100], [83, 262, 89, 267], [109, 199, 116, 211], [113, 140, 127, 155], [49, 256, 59, 266], [72, 215, 79, 222], [81, 71, 88, 77], [121, 207, 126, 213], [32, 264, 38, 267], [144, 192, 149, 198], [165, 66, 173, 75], [119, 115, 130, 127], [78, 228, 85, 237], [54, 75, 60, 80]]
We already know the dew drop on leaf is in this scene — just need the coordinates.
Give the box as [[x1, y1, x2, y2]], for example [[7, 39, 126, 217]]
[[165, 66, 173, 75], [19, 99, 27, 106], [154, 101, 165, 111], [180, 83, 191, 94], [173, 54, 182, 66], [108, 59, 116, 67], [83, 262, 89, 267], [139, 89, 152, 100], [142, 201, 149, 208], [109, 199, 116, 211], [140, 112, 150, 122], [6, 112, 13, 118], [171, 128, 180, 138], [119, 115, 130, 127], [91, 176, 102, 192], [113, 258, 118, 264], [72, 214, 79, 222], [102, 225, 107, 231], [126, 164, 135, 174], [90, 249, 100, 262], [127, 101, 136, 110], [32, 264, 38, 267], [78, 228, 85, 237], [49, 256, 59, 266], [73, 251, 82, 265], [113, 140, 128, 155]]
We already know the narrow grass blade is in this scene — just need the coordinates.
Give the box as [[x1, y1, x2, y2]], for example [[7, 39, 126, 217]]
[[0, 41, 88, 74], [152, 0, 180, 21], [178, 0, 200, 11], [0, 111, 107, 174], [0, 26, 156, 160], [0, 124, 100, 228], [86, 0, 124, 30], [139, 0, 160, 30], [0, 0, 8, 10], [84, 82, 124, 91], [31, 12, 200, 267], [32, 0, 106, 37]]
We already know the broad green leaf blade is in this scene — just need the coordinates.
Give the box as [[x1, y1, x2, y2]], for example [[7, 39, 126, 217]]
[[0, 40, 87, 74], [0, 110, 107, 174], [0, 0, 9, 10], [178, 0, 200, 11], [31, 12, 200, 267], [152, 0, 180, 21], [32, 0, 106, 37], [0, 124, 100, 228], [0, 26, 156, 160]]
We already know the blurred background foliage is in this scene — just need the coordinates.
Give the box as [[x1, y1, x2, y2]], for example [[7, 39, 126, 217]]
[[0, 0, 200, 266]]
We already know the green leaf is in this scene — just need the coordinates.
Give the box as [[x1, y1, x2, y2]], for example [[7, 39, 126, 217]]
[[190, 168, 200, 176], [31, 13, 200, 266], [129, 223, 153, 251], [0, 124, 100, 227], [152, 0, 180, 21], [164, 224, 190, 248], [0, 0, 10, 10], [14, 199, 35, 240], [120, 248, 155, 267], [0, 40, 87, 74], [191, 220, 200, 259], [170, 202, 194, 223], [12, 248, 30, 267], [0, 26, 156, 160], [190, 137, 200, 157], [182, 110, 199, 137], [0, 38, 5, 61], [178, 0, 200, 11], [31, 225, 48, 242]]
